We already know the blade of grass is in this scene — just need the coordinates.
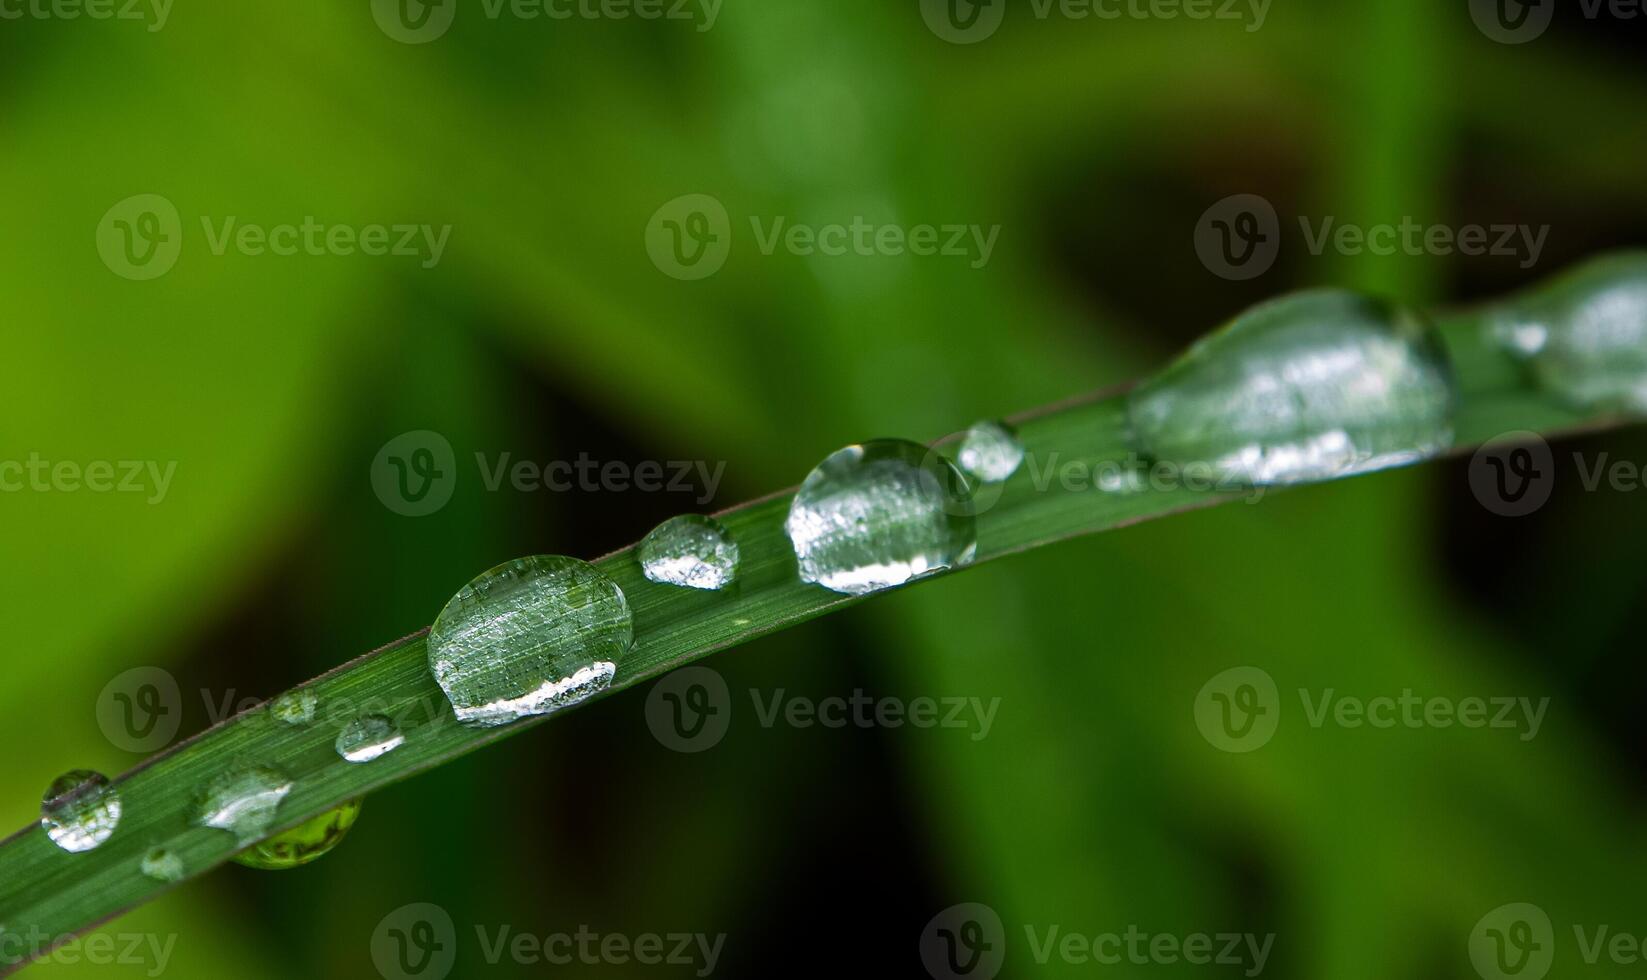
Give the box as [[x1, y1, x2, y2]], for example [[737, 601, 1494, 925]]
[[0, 282, 1632, 973]]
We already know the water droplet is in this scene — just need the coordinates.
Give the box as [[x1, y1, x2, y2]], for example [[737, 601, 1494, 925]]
[[335, 715, 405, 764], [233, 799, 362, 871], [41, 771, 121, 853], [1127, 290, 1456, 486], [957, 421, 1024, 483], [785, 439, 977, 596], [191, 766, 293, 845], [269, 689, 318, 726], [429, 556, 633, 728], [638, 515, 740, 591], [140, 848, 185, 883], [1490, 252, 1647, 413]]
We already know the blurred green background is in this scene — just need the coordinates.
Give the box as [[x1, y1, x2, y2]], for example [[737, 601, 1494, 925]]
[[5, 0, 1647, 976]]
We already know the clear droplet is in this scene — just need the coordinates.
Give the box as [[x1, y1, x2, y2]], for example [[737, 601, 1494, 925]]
[[785, 439, 977, 596], [269, 689, 319, 727], [1126, 290, 1456, 486], [335, 715, 405, 764], [191, 766, 294, 845], [957, 421, 1024, 483], [1489, 252, 1647, 413], [233, 799, 362, 871], [429, 556, 633, 728], [638, 515, 740, 591], [41, 771, 122, 853], [140, 848, 185, 883]]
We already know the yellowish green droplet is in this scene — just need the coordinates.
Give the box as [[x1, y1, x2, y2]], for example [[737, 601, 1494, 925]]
[[233, 799, 363, 871]]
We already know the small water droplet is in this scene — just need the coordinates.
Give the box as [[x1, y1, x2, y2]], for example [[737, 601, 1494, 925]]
[[957, 421, 1024, 483], [191, 766, 293, 845], [429, 556, 633, 728], [1127, 290, 1456, 486], [336, 715, 405, 764], [1490, 252, 1647, 413], [41, 771, 121, 853], [638, 515, 740, 591], [269, 689, 319, 726], [233, 799, 362, 871], [140, 848, 185, 883], [785, 439, 977, 596]]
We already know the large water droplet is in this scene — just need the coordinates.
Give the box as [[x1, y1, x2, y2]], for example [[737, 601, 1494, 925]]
[[429, 556, 633, 728], [785, 439, 977, 596], [41, 771, 122, 853], [140, 848, 185, 883], [335, 715, 405, 764], [957, 421, 1024, 484], [191, 766, 293, 845], [233, 799, 362, 871], [638, 515, 740, 591], [1126, 290, 1456, 486], [269, 689, 318, 727], [1489, 252, 1647, 413]]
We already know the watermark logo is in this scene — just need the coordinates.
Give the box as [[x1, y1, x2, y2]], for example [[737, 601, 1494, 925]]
[[0, 0, 172, 30], [923, 0, 1269, 42], [370, 431, 729, 516], [98, 195, 182, 281], [96, 667, 183, 753], [1469, 0, 1556, 44], [374, 0, 720, 43], [372, 430, 458, 517], [920, 0, 1007, 44], [644, 665, 1001, 752], [0, 454, 178, 503], [645, 665, 732, 753], [1194, 193, 1549, 281], [1470, 432, 1555, 517], [1195, 666, 1279, 753], [373, 903, 458, 980], [646, 193, 1002, 280], [0, 927, 176, 977], [372, 0, 458, 43], [1194, 193, 1280, 281], [921, 903, 1006, 980], [1195, 668, 1548, 752], [646, 194, 731, 281], [1469, 903, 1554, 980]]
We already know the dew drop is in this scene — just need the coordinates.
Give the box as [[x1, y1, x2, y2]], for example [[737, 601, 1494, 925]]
[[429, 556, 633, 728], [1489, 252, 1647, 413], [335, 715, 405, 764], [957, 421, 1024, 483], [41, 771, 121, 853], [140, 848, 185, 883], [638, 515, 740, 591], [785, 439, 977, 596], [233, 799, 362, 871], [191, 766, 293, 845], [1126, 290, 1456, 487], [269, 689, 319, 727]]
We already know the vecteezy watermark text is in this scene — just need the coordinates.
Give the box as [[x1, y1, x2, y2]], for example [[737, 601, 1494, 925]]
[[646, 665, 1001, 752], [97, 194, 452, 280], [919, 903, 1274, 980], [0, 0, 171, 30], [1194, 194, 1549, 281], [0, 454, 176, 504], [370, 903, 725, 980], [371, 0, 721, 44], [1195, 667, 1549, 753], [371, 431, 728, 516], [645, 194, 1001, 280], [0, 927, 175, 978], [920, 0, 1270, 44]]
